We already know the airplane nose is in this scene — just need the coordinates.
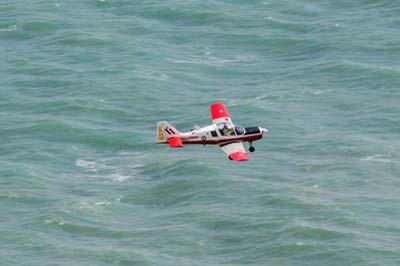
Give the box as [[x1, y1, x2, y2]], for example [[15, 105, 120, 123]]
[[260, 127, 268, 134]]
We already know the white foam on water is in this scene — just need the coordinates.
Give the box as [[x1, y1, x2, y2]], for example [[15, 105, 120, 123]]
[[115, 195, 124, 202], [108, 173, 130, 183], [44, 219, 66, 226], [309, 89, 332, 95], [75, 159, 97, 169], [79, 200, 111, 209], [361, 154, 394, 163], [0, 25, 18, 32], [131, 70, 169, 81], [94, 201, 110, 206], [75, 152, 145, 184]]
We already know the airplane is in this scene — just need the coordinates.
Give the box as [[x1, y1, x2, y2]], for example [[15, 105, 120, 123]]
[[156, 103, 268, 161]]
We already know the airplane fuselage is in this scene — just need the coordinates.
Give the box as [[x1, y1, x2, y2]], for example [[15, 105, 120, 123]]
[[170, 124, 267, 146]]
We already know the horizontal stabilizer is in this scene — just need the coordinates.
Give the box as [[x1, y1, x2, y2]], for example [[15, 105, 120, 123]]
[[168, 137, 183, 148]]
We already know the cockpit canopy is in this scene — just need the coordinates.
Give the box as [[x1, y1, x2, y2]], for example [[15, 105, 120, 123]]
[[216, 122, 245, 136], [234, 125, 245, 135]]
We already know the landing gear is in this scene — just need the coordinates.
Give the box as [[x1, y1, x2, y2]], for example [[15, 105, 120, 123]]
[[249, 142, 255, 153]]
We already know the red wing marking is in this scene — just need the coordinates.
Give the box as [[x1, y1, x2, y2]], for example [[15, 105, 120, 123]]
[[210, 103, 230, 121], [229, 150, 249, 161]]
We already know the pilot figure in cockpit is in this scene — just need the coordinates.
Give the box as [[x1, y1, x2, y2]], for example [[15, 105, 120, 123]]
[[223, 123, 233, 136]]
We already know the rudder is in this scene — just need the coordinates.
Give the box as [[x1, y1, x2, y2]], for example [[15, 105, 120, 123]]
[[156, 121, 181, 143]]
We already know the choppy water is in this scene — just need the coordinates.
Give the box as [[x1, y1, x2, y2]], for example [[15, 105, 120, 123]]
[[1, 1, 400, 265]]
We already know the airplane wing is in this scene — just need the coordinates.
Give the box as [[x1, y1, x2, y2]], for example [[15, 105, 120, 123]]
[[210, 103, 232, 124], [220, 141, 249, 161]]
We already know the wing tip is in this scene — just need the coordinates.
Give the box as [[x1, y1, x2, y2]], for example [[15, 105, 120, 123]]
[[210, 103, 230, 120], [229, 150, 249, 161]]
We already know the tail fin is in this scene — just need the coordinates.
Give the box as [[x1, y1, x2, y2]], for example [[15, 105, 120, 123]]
[[157, 121, 181, 143]]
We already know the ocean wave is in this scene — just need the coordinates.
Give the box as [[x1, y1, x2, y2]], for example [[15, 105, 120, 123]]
[[75, 153, 145, 184], [360, 154, 394, 163], [0, 24, 18, 32]]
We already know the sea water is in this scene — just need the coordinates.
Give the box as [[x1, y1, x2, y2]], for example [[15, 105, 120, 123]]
[[1, 1, 400, 265]]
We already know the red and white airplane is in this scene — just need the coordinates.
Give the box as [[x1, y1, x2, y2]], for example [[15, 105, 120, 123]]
[[157, 103, 268, 161]]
